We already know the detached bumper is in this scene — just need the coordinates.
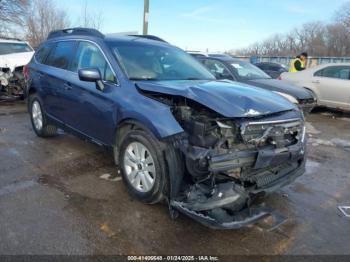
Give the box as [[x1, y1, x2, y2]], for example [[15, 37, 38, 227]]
[[171, 153, 305, 230], [171, 201, 287, 230]]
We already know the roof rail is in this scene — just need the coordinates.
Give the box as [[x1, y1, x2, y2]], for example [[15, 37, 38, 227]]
[[0, 36, 23, 41], [129, 35, 167, 43], [47, 28, 104, 40]]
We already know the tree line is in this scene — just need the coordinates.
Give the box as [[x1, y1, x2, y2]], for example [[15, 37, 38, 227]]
[[233, 2, 350, 57], [0, 0, 103, 47]]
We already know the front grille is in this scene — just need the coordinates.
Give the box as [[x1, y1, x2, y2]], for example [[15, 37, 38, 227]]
[[242, 162, 299, 188], [240, 118, 303, 148]]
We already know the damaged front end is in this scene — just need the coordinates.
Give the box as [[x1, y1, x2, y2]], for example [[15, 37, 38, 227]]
[[0, 66, 26, 100], [163, 97, 306, 229]]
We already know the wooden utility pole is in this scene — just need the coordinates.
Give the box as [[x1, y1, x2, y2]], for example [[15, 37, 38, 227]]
[[143, 0, 149, 35]]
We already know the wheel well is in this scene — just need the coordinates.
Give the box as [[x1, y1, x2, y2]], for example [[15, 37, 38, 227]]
[[115, 119, 153, 148], [28, 87, 37, 96]]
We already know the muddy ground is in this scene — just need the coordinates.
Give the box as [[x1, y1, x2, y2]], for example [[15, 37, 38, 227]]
[[0, 101, 350, 255]]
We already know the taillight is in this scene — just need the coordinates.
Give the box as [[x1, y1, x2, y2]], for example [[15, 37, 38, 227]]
[[277, 75, 282, 80], [23, 64, 29, 80]]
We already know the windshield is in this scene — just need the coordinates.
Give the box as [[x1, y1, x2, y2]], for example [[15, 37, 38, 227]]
[[230, 61, 271, 80], [0, 42, 33, 55], [107, 42, 215, 81]]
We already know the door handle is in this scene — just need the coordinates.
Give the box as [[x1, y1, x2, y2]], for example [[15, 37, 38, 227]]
[[63, 82, 72, 90], [312, 80, 320, 84]]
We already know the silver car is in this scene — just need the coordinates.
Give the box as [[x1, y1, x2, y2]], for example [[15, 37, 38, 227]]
[[281, 63, 350, 111]]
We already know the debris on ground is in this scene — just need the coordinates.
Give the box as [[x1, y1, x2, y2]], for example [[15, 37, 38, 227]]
[[99, 173, 122, 182], [338, 206, 350, 217]]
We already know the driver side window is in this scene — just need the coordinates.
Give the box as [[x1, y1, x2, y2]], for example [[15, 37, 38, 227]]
[[72, 41, 117, 83]]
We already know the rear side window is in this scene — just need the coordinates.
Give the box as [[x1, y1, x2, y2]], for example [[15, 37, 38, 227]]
[[315, 66, 350, 80], [45, 41, 77, 70], [35, 43, 54, 63], [71, 41, 116, 83]]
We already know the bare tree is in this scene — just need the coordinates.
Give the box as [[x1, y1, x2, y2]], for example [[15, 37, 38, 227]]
[[335, 1, 350, 33], [233, 2, 350, 57], [24, 0, 70, 47], [79, 0, 103, 30], [0, 0, 29, 37]]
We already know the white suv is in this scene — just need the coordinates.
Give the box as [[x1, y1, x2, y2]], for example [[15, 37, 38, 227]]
[[0, 38, 34, 99]]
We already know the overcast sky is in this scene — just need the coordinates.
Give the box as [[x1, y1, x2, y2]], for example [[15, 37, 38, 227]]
[[55, 0, 350, 52]]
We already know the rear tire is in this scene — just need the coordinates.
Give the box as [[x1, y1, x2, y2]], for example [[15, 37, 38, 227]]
[[29, 94, 57, 137], [118, 129, 169, 204]]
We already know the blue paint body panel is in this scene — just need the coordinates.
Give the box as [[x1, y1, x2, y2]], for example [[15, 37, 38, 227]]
[[27, 34, 299, 146]]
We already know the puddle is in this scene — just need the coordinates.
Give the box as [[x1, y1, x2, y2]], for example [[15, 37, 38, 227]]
[[308, 137, 350, 154], [37, 174, 104, 205], [305, 122, 321, 135], [331, 139, 350, 154], [305, 160, 320, 175], [308, 138, 334, 147], [38, 174, 66, 192], [8, 148, 20, 156], [0, 180, 35, 197]]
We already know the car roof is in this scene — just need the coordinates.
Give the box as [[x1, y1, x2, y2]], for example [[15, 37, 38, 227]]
[[0, 38, 27, 44], [307, 63, 350, 71], [45, 28, 170, 47], [198, 55, 246, 63], [317, 63, 350, 67]]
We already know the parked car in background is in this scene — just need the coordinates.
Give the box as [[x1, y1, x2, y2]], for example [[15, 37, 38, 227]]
[[187, 51, 233, 59], [281, 63, 350, 111], [26, 28, 306, 230], [255, 62, 288, 79], [195, 55, 316, 113], [0, 37, 34, 99]]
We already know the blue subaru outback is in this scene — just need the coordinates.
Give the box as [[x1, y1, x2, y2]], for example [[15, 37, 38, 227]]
[[26, 28, 306, 229]]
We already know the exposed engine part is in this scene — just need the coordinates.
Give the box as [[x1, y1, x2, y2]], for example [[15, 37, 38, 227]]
[[142, 91, 306, 229], [0, 66, 25, 100]]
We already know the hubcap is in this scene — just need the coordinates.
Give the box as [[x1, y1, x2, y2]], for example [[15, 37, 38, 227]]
[[32, 101, 43, 131], [123, 142, 156, 193]]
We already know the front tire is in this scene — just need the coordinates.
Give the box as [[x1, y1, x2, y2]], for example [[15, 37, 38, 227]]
[[118, 129, 168, 204], [29, 94, 57, 137]]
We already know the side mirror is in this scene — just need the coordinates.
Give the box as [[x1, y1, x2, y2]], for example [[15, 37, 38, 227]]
[[78, 68, 104, 91]]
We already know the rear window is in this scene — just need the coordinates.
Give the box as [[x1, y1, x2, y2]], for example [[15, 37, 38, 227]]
[[0, 42, 33, 55], [45, 41, 77, 70]]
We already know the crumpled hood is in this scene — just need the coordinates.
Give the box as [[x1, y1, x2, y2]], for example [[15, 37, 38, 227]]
[[244, 79, 314, 100], [136, 80, 297, 118], [0, 51, 34, 71]]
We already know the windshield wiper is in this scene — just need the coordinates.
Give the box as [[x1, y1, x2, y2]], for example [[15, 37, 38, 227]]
[[184, 77, 212, 80], [129, 77, 158, 81]]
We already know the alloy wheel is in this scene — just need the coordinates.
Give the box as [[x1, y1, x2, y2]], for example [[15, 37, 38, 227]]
[[123, 142, 156, 192]]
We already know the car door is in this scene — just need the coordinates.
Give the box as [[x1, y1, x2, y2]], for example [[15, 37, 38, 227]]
[[40, 41, 78, 122], [200, 59, 234, 80], [67, 41, 119, 145], [313, 66, 350, 109]]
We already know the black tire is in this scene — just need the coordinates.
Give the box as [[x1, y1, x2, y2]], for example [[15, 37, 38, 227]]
[[118, 129, 169, 204], [29, 94, 57, 137]]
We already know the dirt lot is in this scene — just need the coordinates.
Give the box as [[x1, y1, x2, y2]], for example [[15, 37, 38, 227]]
[[1, 101, 350, 255]]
